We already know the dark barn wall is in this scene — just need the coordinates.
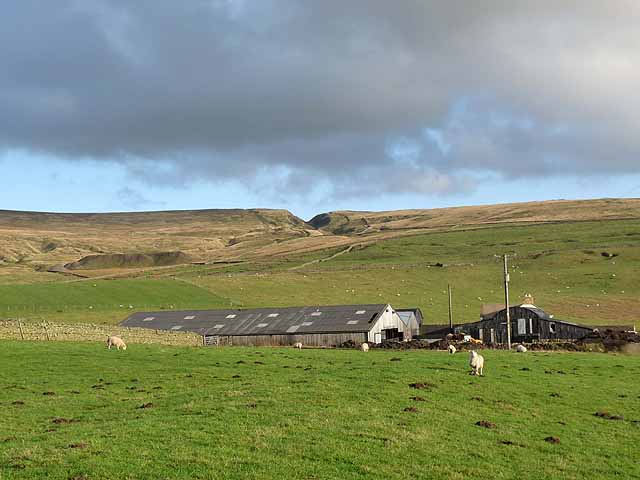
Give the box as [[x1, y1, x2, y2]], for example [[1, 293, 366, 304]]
[[464, 307, 592, 344], [206, 332, 368, 347]]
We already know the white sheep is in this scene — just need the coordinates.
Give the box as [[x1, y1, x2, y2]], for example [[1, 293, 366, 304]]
[[448, 345, 457, 354], [293, 342, 303, 349], [515, 344, 527, 353], [360, 342, 370, 352], [469, 350, 484, 376], [107, 335, 127, 351]]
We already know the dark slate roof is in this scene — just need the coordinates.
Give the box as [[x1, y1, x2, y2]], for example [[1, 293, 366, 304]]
[[481, 304, 553, 321], [121, 304, 389, 336]]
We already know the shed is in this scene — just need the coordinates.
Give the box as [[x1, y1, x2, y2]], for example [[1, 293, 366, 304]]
[[121, 304, 411, 347], [460, 304, 593, 344], [396, 308, 422, 338]]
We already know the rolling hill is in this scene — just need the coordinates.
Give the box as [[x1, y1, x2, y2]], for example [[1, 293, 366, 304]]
[[1, 198, 639, 326]]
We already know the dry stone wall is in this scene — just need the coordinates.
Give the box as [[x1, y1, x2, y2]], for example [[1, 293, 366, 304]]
[[0, 319, 201, 346]]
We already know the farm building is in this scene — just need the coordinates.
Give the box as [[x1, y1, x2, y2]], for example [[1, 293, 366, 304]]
[[396, 308, 423, 338], [459, 302, 593, 344], [121, 304, 413, 347]]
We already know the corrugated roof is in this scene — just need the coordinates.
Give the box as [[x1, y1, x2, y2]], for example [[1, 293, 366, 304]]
[[121, 304, 388, 336], [396, 308, 424, 325]]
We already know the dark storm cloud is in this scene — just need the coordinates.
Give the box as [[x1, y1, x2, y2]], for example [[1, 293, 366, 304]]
[[1, 1, 639, 197]]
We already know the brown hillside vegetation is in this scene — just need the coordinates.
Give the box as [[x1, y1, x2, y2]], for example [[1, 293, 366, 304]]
[[309, 198, 640, 235], [0, 208, 310, 269], [1, 198, 639, 279]]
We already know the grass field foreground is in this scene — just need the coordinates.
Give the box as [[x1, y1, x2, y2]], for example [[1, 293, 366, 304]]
[[2, 341, 639, 479]]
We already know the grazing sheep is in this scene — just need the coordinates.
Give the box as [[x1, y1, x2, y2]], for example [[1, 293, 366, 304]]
[[469, 350, 484, 376], [448, 345, 457, 354], [360, 342, 370, 352], [107, 335, 127, 351], [515, 344, 528, 353], [293, 342, 303, 349]]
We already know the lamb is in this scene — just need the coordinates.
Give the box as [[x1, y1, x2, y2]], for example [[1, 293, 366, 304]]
[[360, 342, 370, 352], [107, 335, 127, 351], [469, 350, 484, 376], [293, 342, 303, 349], [448, 345, 457, 354], [515, 344, 527, 353]]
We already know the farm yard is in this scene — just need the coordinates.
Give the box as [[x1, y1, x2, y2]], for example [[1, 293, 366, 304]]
[[1, 341, 639, 479]]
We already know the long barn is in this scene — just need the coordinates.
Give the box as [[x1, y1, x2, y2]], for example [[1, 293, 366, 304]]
[[121, 304, 416, 347]]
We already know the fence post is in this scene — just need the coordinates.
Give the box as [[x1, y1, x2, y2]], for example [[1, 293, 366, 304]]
[[42, 322, 51, 341], [17, 319, 25, 340]]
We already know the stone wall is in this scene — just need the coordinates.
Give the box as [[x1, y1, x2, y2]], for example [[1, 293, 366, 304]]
[[0, 320, 202, 346]]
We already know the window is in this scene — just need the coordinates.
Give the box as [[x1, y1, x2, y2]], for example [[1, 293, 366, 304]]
[[184, 315, 195, 320], [549, 322, 556, 334], [267, 313, 279, 318], [347, 320, 359, 325], [171, 325, 183, 330], [256, 323, 268, 328], [310, 311, 322, 316], [301, 322, 313, 326], [225, 314, 236, 319], [286, 325, 299, 333], [529, 318, 533, 334], [355, 310, 366, 315], [517, 318, 526, 335], [143, 316, 155, 322], [213, 324, 225, 329]]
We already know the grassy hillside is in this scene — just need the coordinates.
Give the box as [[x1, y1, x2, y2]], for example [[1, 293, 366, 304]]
[[1, 342, 639, 479], [0, 199, 639, 326], [184, 219, 640, 326], [0, 279, 228, 324]]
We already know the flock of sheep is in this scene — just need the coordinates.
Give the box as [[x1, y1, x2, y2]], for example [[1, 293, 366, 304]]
[[106, 335, 529, 377]]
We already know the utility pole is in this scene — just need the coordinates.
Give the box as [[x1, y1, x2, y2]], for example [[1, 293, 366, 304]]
[[503, 254, 511, 350], [447, 284, 453, 333]]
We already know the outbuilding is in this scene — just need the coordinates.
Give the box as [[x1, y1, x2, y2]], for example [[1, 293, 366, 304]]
[[121, 304, 412, 347], [460, 302, 593, 344]]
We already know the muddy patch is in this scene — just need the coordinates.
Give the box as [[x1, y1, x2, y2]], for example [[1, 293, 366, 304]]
[[476, 420, 496, 429], [52, 417, 78, 424], [410, 396, 426, 402], [11, 400, 25, 406], [544, 436, 561, 444], [42, 391, 56, 396], [594, 411, 624, 421], [390, 357, 402, 362], [138, 403, 154, 409], [409, 382, 436, 390], [67, 442, 89, 449], [403, 406, 419, 413]]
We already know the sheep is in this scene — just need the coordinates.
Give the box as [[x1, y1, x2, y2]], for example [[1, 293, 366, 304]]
[[360, 342, 370, 352], [293, 342, 303, 349], [515, 344, 528, 353], [448, 345, 457, 354], [469, 350, 484, 376], [107, 335, 127, 351]]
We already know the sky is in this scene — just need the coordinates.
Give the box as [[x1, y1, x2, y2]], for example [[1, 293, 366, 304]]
[[1, 1, 639, 220]]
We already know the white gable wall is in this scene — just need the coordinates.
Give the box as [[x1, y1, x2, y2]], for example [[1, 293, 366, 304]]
[[368, 305, 411, 343]]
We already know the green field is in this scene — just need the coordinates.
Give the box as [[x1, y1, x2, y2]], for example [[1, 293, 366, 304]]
[[0, 279, 228, 324], [186, 220, 640, 326], [1, 219, 639, 326], [1, 341, 639, 479]]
